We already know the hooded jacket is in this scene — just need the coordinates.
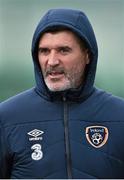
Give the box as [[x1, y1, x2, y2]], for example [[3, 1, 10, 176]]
[[0, 8, 124, 179]]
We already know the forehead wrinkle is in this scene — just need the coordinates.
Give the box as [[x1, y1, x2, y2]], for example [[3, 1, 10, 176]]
[[38, 31, 79, 49]]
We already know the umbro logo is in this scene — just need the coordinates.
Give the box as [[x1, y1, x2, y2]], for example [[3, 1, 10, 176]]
[[28, 129, 44, 137], [28, 129, 44, 141]]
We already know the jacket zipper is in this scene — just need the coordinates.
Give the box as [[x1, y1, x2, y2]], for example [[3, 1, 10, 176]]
[[63, 96, 72, 179]]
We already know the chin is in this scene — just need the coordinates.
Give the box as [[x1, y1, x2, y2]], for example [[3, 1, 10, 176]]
[[45, 79, 73, 92], [48, 86, 68, 92], [46, 83, 71, 92]]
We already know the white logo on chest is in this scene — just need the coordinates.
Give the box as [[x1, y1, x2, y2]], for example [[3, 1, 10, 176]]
[[27, 129, 44, 160], [28, 129, 44, 141], [31, 144, 43, 160]]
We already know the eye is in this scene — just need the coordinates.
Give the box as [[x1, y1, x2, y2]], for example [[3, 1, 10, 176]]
[[58, 47, 72, 55], [38, 48, 50, 55]]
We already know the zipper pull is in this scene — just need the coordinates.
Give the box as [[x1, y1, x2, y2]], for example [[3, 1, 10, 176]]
[[63, 92, 67, 102], [63, 96, 66, 102]]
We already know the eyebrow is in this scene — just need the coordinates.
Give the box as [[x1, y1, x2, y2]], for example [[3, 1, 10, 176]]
[[57, 46, 72, 50], [38, 45, 72, 51], [38, 47, 48, 51]]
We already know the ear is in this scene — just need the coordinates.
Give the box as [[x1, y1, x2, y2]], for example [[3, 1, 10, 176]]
[[85, 50, 90, 64]]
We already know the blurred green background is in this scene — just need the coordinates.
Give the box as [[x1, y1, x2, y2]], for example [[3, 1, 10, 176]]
[[0, 0, 124, 101]]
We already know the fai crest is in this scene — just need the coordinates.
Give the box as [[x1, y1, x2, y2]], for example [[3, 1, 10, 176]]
[[85, 126, 109, 148]]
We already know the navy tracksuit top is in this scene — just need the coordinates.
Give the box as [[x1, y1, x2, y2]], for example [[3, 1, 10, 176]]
[[0, 9, 124, 179]]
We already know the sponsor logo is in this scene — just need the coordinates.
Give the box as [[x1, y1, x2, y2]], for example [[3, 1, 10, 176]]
[[31, 144, 43, 160], [28, 129, 44, 141], [27, 129, 44, 160], [85, 126, 109, 148]]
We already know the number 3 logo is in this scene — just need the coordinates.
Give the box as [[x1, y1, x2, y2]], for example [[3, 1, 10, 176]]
[[31, 144, 43, 160]]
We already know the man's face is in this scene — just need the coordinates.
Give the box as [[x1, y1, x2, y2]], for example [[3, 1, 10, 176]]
[[38, 30, 90, 92]]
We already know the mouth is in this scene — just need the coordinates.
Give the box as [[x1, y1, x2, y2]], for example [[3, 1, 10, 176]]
[[48, 71, 64, 79]]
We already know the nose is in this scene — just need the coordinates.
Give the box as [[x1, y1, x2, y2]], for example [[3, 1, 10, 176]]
[[47, 50, 60, 66]]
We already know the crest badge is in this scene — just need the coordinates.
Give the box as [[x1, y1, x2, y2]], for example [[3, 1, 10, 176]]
[[85, 126, 109, 148]]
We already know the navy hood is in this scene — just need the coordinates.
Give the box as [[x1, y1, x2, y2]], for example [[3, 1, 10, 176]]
[[31, 8, 98, 101]]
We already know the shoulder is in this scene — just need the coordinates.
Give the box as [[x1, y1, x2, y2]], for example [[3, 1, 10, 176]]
[[0, 88, 42, 125], [0, 88, 37, 110], [94, 88, 124, 107], [93, 88, 124, 121]]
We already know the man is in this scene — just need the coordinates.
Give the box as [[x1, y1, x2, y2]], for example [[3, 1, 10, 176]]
[[0, 8, 124, 179]]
